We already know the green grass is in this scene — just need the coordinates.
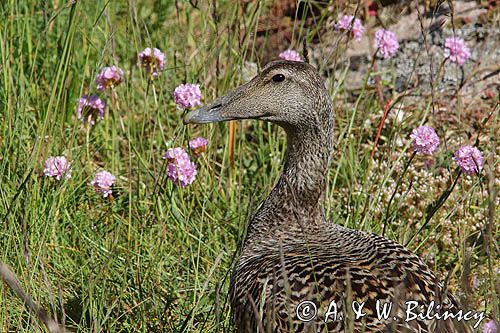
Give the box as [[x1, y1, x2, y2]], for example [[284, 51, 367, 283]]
[[1, 1, 498, 332]]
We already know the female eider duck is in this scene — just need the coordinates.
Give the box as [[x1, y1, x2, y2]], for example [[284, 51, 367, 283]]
[[184, 60, 471, 333]]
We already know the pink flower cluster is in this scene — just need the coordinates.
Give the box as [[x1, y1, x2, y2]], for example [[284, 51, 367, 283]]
[[43, 156, 72, 180], [335, 15, 364, 41], [76, 48, 166, 123], [138, 47, 165, 78], [444, 37, 471, 66], [91, 170, 116, 198], [161, 137, 208, 187], [453, 145, 483, 175], [76, 95, 106, 125], [279, 49, 302, 62], [410, 126, 439, 155], [42, 155, 117, 198], [374, 29, 400, 59], [189, 137, 209, 157], [163, 147, 197, 187], [369, 30, 470, 64], [408, 127, 484, 176], [483, 320, 498, 333], [173, 84, 202, 109], [96, 66, 124, 91]]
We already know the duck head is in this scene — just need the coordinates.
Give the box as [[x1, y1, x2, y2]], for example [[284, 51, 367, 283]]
[[184, 60, 332, 135]]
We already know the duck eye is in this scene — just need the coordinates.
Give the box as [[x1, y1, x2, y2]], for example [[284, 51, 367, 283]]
[[272, 74, 285, 82]]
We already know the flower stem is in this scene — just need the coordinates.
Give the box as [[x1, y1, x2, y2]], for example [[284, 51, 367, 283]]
[[405, 169, 462, 247], [382, 151, 416, 236], [85, 122, 91, 163], [435, 58, 447, 84], [369, 98, 391, 162]]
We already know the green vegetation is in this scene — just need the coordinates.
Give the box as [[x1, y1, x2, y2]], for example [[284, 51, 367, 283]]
[[1, 1, 497, 332]]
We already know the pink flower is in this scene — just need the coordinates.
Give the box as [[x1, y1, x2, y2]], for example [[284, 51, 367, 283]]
[[163, 147, 197, 187], [483, 320, 498, 333], [410, 126, 439, 155], [453, 145, 483, 175], [444, 37, 470, 66], [189, 137, 209, 157], [96, 66, 124, 91], [278, 49, 302, 62], [173, 83, 202, 109], [335, 15, 364, 41], [43, 156, 72, 180], [163, 147, 187, 163], [91, 170, 116, 198], [374, 29, 399, 59], [138, 47, 165, 78], [76, 95, 106, 125]]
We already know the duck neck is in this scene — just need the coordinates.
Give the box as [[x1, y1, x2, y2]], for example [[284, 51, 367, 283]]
[[247, 124, 333, 240], [279, 127, 332, 207]]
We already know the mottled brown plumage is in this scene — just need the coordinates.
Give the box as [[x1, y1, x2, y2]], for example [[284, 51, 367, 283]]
[[184, 60, 471, 332]]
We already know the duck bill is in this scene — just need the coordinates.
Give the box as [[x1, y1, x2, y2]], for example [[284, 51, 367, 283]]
[[184, 82, 270, 124], [184, 84, 246, 124], [183, 101, 230, 124]]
